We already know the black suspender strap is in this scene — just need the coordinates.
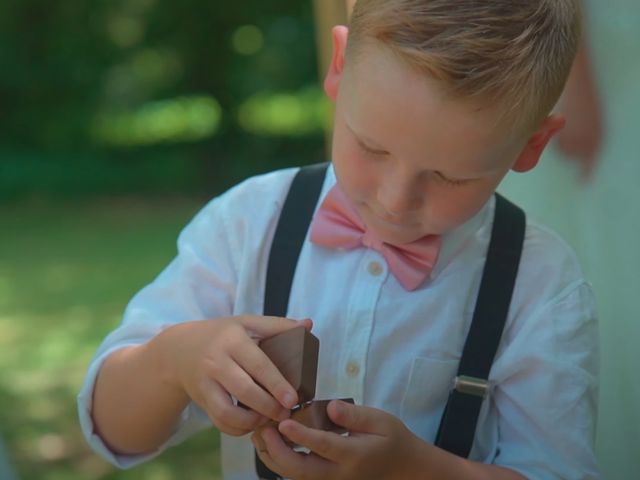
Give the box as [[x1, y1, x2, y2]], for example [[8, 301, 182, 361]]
[[434, 193, 526, 457], [263, 163, 329, 318], [256, 163, 329, 480]]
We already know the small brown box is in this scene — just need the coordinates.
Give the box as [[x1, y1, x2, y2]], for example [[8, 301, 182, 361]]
[[259, 327, 354, 433], [259, 326, 319, 403]]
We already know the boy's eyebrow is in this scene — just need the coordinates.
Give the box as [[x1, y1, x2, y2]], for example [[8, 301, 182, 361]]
[[346, 123, 390, 153]]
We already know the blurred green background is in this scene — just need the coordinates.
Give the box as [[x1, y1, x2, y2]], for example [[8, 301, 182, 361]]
[[0, 0, 328, 478]]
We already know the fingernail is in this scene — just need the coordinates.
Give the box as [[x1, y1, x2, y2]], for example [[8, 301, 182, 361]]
[[282, 392, 297, 409]]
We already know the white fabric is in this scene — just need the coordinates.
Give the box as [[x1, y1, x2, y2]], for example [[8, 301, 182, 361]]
[[79, 165, 599, 479], [498, 2, 640, 478]]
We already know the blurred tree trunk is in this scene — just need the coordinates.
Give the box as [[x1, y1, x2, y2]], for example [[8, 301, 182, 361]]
[[346, 0, 356, 16], [311, 0, 348, 154], [311, 0, 348, 80]]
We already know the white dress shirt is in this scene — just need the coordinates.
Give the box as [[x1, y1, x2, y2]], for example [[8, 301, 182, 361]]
[[78, 165, 599, 479]]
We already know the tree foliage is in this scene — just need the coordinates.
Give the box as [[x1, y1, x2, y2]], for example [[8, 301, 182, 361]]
[[0, 0, 326, 197]]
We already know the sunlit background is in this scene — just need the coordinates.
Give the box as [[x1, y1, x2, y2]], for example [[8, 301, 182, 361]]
[[0, 0, 330, 478]]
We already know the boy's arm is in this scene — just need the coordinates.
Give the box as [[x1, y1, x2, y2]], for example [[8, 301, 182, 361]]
[[78, 169, 308, 464], [91, 316, 310, 456], [91, 339, 189, 455]]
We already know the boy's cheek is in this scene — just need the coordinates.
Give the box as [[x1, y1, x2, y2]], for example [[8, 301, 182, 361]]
[[430, 188, 495, 231], [335, 150, 378, 194]]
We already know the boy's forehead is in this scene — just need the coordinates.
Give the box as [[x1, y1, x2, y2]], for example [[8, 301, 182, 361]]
[[345, 45, 489, 131], [342, 46, 518, 173]]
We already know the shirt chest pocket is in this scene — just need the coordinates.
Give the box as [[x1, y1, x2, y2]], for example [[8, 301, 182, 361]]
[[400, 356, 459, 442]]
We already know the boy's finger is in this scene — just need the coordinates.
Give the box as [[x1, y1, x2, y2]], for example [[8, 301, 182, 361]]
[[239, 315, 313, 339], [215, 358, 292, 421], [259, 425, 334, 480], [278, 419, 349, 463], [327, 400, 385, 434], [252, 429, 284, 476], [202, 379, 263, 435], [231, 338, 299, 410]]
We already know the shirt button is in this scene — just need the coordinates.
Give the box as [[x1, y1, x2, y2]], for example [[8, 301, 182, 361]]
[[346, 361, 360, 377], [367, 261, 383, 276]]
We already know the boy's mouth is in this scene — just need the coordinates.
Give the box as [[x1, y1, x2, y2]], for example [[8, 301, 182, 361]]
[[371, 210, 419, 228]]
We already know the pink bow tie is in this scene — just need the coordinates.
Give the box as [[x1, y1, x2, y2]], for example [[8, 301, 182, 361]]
[[310, 185, 441, 291]]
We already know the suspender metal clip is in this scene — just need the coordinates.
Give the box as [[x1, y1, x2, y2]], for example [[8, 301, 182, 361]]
[[453, 375, 489, 398]]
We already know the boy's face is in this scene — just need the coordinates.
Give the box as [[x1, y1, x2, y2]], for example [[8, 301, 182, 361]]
[[324, 28, 563, 245]]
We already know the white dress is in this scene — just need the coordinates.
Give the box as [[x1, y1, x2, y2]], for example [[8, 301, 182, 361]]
[[498, 1, 640, 478]]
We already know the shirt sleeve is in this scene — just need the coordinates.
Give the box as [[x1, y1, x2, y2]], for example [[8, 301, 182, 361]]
[[77, 194, 239, 468], [490, 279, 600, 479]]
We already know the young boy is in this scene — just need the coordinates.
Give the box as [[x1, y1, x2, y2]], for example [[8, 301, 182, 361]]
[[78, 1, 599, 478]]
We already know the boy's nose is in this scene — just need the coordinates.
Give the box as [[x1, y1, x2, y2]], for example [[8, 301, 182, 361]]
[[377, 180, 423, 216]]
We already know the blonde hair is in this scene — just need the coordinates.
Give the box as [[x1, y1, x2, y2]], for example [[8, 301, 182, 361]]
[[346, 0, 582, 133]]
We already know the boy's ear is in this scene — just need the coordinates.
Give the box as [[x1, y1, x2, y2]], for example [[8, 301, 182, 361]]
[[511, 114, 566, 173], [324, 26, 349, 102]]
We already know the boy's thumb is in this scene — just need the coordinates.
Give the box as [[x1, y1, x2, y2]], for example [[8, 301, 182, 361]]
[[327, 400, 378, 434]]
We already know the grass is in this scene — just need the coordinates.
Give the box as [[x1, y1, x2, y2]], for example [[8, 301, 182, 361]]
[[0, 196, 223, 479]]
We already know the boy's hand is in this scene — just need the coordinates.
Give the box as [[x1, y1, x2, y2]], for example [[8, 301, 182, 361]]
[[162, 315, 312, 436], [252, 400, 424, 480]]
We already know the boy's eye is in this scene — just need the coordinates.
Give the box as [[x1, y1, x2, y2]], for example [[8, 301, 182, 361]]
[[357, 139, 388, 157], [434, 171, 468, 186]]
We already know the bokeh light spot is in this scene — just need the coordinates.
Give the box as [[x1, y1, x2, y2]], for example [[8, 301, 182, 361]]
[[232, 25, 264, 55], [92, 96, 222, 146], [107, 15, 145, 48], [238, 87, 330, 136]]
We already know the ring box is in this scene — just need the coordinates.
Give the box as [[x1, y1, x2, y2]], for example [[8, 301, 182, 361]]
[[258, 326, 354, 433]]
